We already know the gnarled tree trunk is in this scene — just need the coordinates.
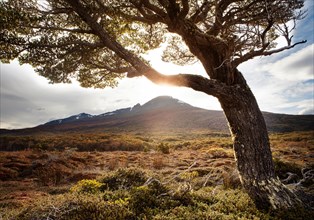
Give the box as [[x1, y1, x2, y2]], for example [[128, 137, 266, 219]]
[[218, 71, 302, 210]]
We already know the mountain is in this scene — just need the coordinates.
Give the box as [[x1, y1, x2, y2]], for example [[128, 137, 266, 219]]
[[1, 96, 314, 135], [46, 113, 93, 125]]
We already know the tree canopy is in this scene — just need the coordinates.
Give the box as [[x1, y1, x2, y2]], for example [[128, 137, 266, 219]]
[[0, 0, 306, 89]]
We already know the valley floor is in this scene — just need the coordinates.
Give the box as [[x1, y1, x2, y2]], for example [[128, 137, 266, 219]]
[[0, 131, 313, 219]]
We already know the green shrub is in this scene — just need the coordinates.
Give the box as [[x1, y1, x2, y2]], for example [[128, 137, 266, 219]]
[[180, 171, 199, 181], [70, 179, 103, 194], [129, 180, 182, 218], [156, 143, 170, 154], [102, 190, 130, 202], [100, 168, 147, 191], [207, 148, 230, 158], [14, 194, 134, 220]]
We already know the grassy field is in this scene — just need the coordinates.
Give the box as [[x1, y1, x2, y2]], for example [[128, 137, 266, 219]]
[[0, 131, 313, 219]]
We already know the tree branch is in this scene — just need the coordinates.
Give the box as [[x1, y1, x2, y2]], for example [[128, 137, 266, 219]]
[[260, 40, 307, 56], [127, 68, 232, 99], [141, 0, 166, 17], [179, 0, 189, 18], [190, 1, 212, 23], [232, 40, 307, 66], [260, 19, 274, 47], [129, 0, 166, 23]]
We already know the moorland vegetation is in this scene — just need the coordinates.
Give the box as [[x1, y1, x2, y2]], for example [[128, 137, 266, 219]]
[[1, 131, 313, 219]]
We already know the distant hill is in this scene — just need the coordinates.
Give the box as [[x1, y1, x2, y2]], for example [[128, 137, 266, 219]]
[[1, 96, 314, 135]]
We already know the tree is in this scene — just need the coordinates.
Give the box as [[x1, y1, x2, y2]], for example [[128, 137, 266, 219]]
[[0, 0, 307, 210]]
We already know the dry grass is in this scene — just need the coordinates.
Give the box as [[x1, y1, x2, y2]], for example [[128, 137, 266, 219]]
[[0, 131, 313, 216]]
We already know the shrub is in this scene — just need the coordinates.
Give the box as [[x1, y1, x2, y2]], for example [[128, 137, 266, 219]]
[[207, 148, 230, 158], [100, 168, 147, 191], [108, 157, 119, 170], [129, 180, 180, 217], [70, 179, 103, 194], [34, 165, 65, 186], [152, 155, 165, 170], [102, 190, 130, 202], [14, 193, 133, 220], [156, 143, 170, 154], [192, 187, 269, 220], [180, 171, 199, 181]]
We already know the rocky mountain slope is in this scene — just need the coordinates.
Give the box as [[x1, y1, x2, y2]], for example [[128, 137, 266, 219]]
[[1, 96, 314, 135]]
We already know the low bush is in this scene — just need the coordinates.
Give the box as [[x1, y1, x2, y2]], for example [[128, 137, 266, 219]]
[[14, 193, 133, 220], [152, 155, 165, 170], [100, 168, 147, 191], [207, 148, 231, 158], [70, 179, 103, 194], [156, 143, 170, 154], [7, 167, 314, 220], [129, 181, 168, 216]]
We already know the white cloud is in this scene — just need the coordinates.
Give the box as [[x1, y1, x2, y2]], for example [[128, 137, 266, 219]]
[[299, 106, 314, 115], [239, 44, 313, 115], [276, 99, 314, 115], [262, 44, 314, 81]]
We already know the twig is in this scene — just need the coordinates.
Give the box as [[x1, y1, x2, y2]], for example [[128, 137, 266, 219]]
[[203, 171, 212, 187], [164, 160, 198, 185]]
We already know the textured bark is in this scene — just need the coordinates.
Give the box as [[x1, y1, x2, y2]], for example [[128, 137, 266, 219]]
[[218, 73, 302, 210]]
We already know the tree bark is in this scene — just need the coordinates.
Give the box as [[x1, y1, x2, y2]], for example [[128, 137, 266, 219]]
[[218, 73, 302, 210]]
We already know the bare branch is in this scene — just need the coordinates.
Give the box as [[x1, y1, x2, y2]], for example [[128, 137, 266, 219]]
[[190, 1, 212, 23], [260, 40, 307, 56], [260, 19, 274, 47], [141, 0, 166, 17], [232, 40, 307, 66], [163, 161, 197, 185], [127, 68, 232, 100], [179, 0, 189, 18], [129, 0, 166, 23]]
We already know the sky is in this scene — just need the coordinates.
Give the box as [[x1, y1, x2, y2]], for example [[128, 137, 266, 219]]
[[0, 1, 313, 129]]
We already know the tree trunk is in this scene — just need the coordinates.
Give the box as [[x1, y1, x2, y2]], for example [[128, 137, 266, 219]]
[[218, 79, 302, 210], [178, 28, 303, 209]]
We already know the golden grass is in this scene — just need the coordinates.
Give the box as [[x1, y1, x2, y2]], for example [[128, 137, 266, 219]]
[[0, 131, 313, 216]]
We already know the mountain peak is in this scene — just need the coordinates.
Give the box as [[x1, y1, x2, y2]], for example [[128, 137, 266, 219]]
[[45, 112, 92, 125], [141, 96, 190, 110], [2, 96, 314, 134], [146, 96, 181, 103]]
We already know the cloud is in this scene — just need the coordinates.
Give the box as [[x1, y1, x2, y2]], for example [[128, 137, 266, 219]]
[[262, 44, 314, 81], [299, 107, 314, 115], [239, 44, 313, 115], [275, 99, 314, 115]]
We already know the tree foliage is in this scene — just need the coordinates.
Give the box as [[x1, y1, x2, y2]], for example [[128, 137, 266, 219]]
[[0, 0, 306, 88]]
